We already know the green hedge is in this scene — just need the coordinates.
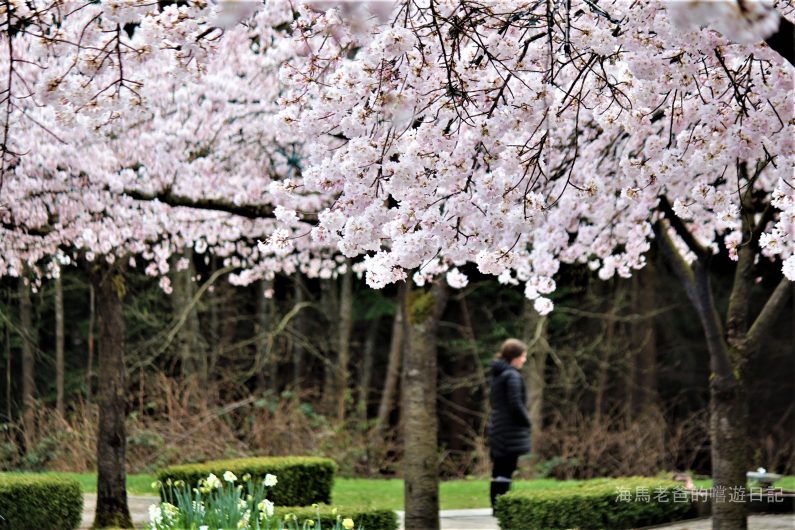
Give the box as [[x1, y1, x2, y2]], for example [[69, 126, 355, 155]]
[[495, 477, 695, 530], [274, 505, 398, 530], [0, 474, 83, 530], [158, 456, 336, 506]]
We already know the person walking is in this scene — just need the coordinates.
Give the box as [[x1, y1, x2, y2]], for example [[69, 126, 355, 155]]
[[487, 338, 531, 510]]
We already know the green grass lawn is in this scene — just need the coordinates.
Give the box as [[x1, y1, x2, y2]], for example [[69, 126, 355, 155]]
[[6, 472, 794, 511], [328, 478, 578, 510], [7, 471, 159, 496]]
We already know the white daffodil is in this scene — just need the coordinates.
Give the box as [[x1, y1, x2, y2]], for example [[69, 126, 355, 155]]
[[263, 473, 278, 487], [148, 504, 162, 525], [238, 509, 251, 529], [206, 473, 222, 489], [161, 502, 180, 521], [258, 499, 274, 517], [224, 470, 238, 483], [342, 517, 355, 529]]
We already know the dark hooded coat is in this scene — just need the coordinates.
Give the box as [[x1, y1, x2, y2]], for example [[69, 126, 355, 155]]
[[487, 359, 531, 458]]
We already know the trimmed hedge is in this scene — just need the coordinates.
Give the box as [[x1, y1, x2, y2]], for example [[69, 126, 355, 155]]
[[0, 474, 83, 530], [274, 505, 398, 530], [495, 477, 695, 530], [158, 456, 336, 506]]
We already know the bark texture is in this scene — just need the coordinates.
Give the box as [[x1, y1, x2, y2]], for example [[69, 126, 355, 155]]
[[401, 279, 448, 530], [90, 265, 132, 529]]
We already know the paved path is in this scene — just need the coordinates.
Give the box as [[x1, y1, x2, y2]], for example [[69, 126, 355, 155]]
[[80, 494, 155, 529], [82, 495, 794, 530], [646, 514, 795, 530], [396, 510, 794, 530], [397, 508, 498, 529]]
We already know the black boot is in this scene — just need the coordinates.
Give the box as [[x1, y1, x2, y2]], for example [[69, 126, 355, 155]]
[[490, 478, 512, 510]]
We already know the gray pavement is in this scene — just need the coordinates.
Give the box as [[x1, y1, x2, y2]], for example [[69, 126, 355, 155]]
[[396, 510, 795, 530], [646, 514, 795, 530], [81, 495, 794, 530], [80, 494, 155, 529]]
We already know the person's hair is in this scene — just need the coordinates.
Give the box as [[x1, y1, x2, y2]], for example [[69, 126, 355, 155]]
[[496, 338, 527, 361]]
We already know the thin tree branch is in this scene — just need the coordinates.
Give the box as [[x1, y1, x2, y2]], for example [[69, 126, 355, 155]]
[[124, 188, 280, 220], [658, 195, 709, 261], [746, 278, 792, 352], [653, 220, 697, 299]]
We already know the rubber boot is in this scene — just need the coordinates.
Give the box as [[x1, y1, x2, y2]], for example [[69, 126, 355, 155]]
[[490, 477, 512, 510]]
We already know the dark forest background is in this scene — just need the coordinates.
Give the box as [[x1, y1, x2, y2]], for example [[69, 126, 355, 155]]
[[1, 247, 792, 479]]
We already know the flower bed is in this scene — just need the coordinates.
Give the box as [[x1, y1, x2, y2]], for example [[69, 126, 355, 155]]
[[158, 456, 336, 506], [149, 471, 396, 529], [274, 506, 398, 530], [494, 477, 695, 530], [0, 473, 82, 530]]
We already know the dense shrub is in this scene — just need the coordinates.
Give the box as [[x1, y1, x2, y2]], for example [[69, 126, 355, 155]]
[[495, 477, 695, 530], [0, 474, 82, 530], [158, 456, 336, 506], [274, 505, 398, 530]]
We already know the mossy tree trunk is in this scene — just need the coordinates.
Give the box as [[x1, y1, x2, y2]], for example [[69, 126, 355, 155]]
[[401, 278, 448, 530], [655, 187, 791, 530], [89, 262, 132, 529]]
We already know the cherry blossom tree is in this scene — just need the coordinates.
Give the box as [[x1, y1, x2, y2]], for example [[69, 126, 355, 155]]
[[277, 2, 793, 529], [0, 2, 333, 525], [1, 2, 792, 530]]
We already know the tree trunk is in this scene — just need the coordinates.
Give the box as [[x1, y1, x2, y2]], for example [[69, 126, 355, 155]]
[[521, 299, 551, 454], [401, 279, 448, 530], [208, 256, 220, 378], [5, 300, 12, 423], [458, 296, 489, 459], [656, 219, 747, 530], [90, 264, 132, 528], [86, 283, 95, 403], [336, 262, 354, 421], [594, 282, 620, 421], [256, 278, 276, 391], [321, 278, 339, 415], [172, 251, 202, 381], [357, 316, 379, 421], [709, 370, 749, 530], [653, 210, 791, 530], [631, 262, 658, 417], [293, 274, 306, 387], [18, 278, 35, 453], [375, 299, 404, 434], [55, 274, 65, 416]]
